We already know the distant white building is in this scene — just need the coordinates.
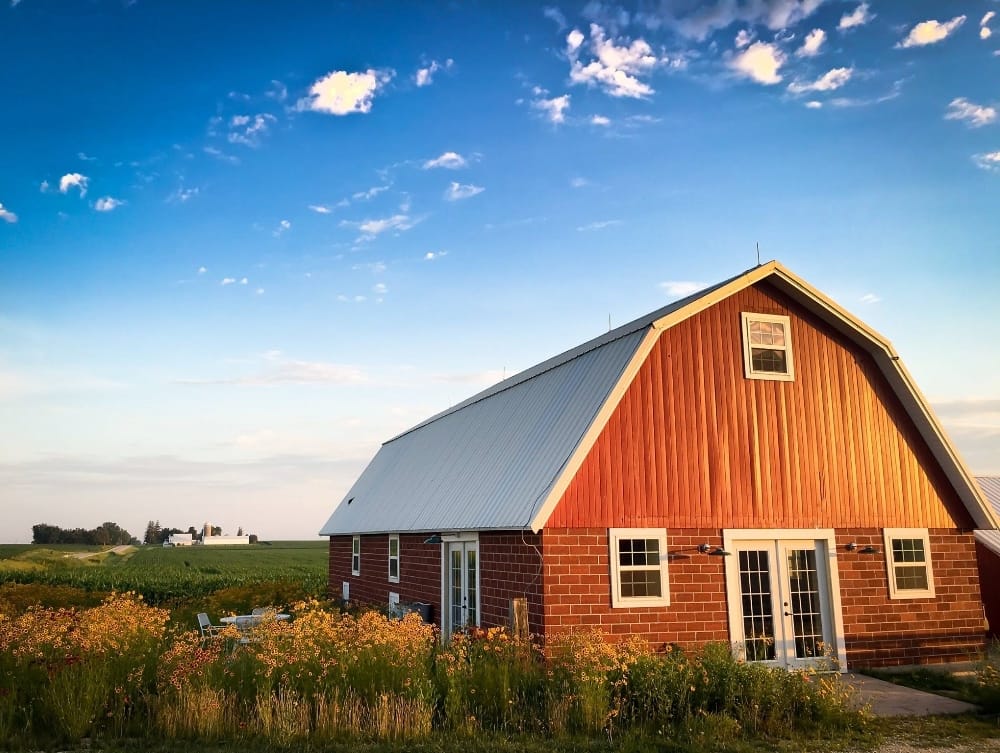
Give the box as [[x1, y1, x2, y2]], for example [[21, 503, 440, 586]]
[[202, 535, 251, 546], [163, 532, 194, 547]]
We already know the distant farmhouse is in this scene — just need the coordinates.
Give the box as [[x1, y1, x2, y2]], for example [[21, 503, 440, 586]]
[[322, 261, 997, 670], [163, 522, 251, 547]]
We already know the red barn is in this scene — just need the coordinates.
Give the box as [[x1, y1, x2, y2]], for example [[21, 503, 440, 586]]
[[321, 261, 997, 669], [974, 477, 1000, 638]]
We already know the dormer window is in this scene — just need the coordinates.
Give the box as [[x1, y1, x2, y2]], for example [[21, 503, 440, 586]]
[[741, 313, 794, 381]]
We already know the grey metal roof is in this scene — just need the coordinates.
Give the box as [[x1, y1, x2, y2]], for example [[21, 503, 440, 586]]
[[976, 477, 1000, 555], [319, 329, 646, 534]]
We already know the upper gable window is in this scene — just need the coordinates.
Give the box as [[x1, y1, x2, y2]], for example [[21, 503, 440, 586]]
[[741, 313, 794, 381]]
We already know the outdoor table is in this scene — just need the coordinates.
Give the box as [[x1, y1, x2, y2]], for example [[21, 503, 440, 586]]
[[221, 613, 290, 629]]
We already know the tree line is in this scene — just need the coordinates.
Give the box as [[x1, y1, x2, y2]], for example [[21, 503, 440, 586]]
[[143, 520, 246, 545], [31, 521, 135, 546]]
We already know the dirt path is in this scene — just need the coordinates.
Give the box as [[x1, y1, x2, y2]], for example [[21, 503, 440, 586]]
[[68, 544, 134, 559]]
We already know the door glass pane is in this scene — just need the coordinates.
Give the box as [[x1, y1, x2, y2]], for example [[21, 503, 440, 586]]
[[738, 549, 775, 661], [786, 548, 823, 659], [466, 548, 477, 626], [450, 549, 463, 629]]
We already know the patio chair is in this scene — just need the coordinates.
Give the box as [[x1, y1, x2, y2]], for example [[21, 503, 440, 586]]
[[251, 607, 267, 616], [196, 612, 224, 640]]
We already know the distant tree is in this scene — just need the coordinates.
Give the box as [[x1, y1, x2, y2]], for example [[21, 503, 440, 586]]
[[33, 521, 133, 545], [248, 534, 258, 544], [211, 526, 222, 537], [32, 523, 60, 544], [237, 526, 243, 536], [143, 520, 161, 545], [158, 527, 183, 545]]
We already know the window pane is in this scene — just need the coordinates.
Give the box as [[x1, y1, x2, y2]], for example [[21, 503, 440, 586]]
[[892, 538, 925, 564], [389, 559, 398, 578], [619, 538, 659, 567], [620, 569, 661, 598], [751, 348, 787, 373], [389, 538, 398, 556], [895, 565, 929, 591]]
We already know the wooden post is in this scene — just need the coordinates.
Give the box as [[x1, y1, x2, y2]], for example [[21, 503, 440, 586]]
[[509, 597, 528, 639]]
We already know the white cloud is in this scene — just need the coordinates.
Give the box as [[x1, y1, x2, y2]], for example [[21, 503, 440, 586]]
[[660, 280, 706, 298], [983, 11, 997, 27], [203, 146, 240, 165], [414, 58, 453, 87], [39, 180, 49, 193], [838, 3, 873, 30], [297, 68, 394, 115], [423, 151, 468, 169], [805, 100, 823, 109], [797, 28, 826, 57], [59, 172, 89, 196], [240, 277, 248, 285], [973, 151, 1000, 171], [94, 196, 125, 212], [859, 293, 881, 304], [168, 186, 199, 203], [982, 11, 996, 38], [591, 114, 611, 126], [0, 203, 17, 223], [352, 185, 390, 201], [77, 152, 96, 162], [570, 176, 590, 188], [445, 182, 484, 201], [273, 219, 291, 237], [531, 91, 572, 124], [787, 66, 853, 94], [227, 113, 276, 147], [567, 24, 674, 99], [221, 278, 236, 286], [343, 214, 416, 240], [197, 266, 207, 275], [634, 0, 825, 41], [945, 97, 997, 128], [577, 219, 621, 231], [897, 16, 966, 48], [424, 250, 447, 260], [255, 288, 265, 295], [729, 41, 786, 85], [308, 204, 333, 214], [734, 29, 755, 49], [267, 80, 288, 102], [372, 282, 387, 295]]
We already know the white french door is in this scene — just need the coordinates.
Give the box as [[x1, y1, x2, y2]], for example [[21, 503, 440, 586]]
[[444, 538, 479, 636], [724, 531, 846, 669]]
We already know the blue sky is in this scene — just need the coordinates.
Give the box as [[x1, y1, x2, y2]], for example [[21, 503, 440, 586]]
[[2, 1, 999, 543]]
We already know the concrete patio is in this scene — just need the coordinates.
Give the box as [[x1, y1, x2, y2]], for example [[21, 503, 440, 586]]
[[844, 673, 978, 717]]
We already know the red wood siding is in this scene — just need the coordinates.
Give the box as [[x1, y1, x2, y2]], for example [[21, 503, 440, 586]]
[[549, 282, 971, 531], [328, 534, 441, 626]]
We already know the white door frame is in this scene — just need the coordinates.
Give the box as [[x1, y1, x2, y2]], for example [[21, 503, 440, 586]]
[[722, 528, 847, 671], [440, 532, 480, 637]]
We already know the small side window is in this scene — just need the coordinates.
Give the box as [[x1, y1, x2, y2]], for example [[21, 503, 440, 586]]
[[741, 312, 795, 381], [351, 535, 361, 576], [608, 528, 670, 608], [883, 528, 935, 599], [388, 534, 400, 583]]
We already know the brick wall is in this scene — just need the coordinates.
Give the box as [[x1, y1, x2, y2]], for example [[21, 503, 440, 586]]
[[837, 529, 986, 667], [328, 534, 442, 627], [479, 531, 544, 635], [541, 527, 730, 648]]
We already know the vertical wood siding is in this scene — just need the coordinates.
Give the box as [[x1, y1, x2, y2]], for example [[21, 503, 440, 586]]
[[548, 282, 971, 530]]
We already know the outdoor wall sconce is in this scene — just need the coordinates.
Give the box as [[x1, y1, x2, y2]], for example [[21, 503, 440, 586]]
[[698, 543, 731, 556], [423, 534, 443, 544], [845, 542, 879, 554]]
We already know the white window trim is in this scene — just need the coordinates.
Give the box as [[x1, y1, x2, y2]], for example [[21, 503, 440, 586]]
[[741, 312, 795, 381], [608, 528, 670, 608], [388, 533, 400, 583], [388, 591, 401, 618], [883, 528, 936, 599], [351, 535, 361, 576]]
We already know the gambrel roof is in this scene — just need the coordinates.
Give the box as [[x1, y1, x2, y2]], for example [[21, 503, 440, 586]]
[[320, 261, 998, 536]]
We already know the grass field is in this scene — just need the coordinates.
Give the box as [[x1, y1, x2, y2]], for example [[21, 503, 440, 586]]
[[0, 540, 328, 604]]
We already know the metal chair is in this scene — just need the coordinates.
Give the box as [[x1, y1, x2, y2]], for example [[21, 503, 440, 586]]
[[196, 612, 224, 640]]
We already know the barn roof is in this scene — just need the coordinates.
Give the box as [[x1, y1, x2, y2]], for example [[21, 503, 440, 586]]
[[319, 261, 998, 536], [975, 477, 1000, 554]]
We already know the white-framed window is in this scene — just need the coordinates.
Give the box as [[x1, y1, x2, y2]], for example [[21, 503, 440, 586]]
[[608, 528, 670, 608], [388, 534, 400, 583], [741, 312, 795, 381], [388, 591, 401, 618], [351, 535, 361, 576], [883, 528, 935, 599]]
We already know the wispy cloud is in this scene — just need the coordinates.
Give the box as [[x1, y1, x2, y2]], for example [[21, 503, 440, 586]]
[[630, 1, 824, 41], [729, 41, 785, 85], [308, 204, 333, 214], [566, 24, 679, 99], [372, 282, 387, 296], [543, 6, 566, 30], [577, 219, 621, 231], [221, 277, 236, 286], [531, 89, 571, 124], [796, 28, 826, 57], [424, 250, 447, 261], [273, 219, 291, 237], [204, 146, 240, 165], [59, 172, 89, 196], [423, 151, 467, 169], [839, 3, 873, 31], [444, 182, 484, 201], [973, 151, 1000, 172], [228, 113, 276, 147], [787, 67, 853, 94], [982, 11, 996, 40], [94, 196, 125, 212], [944, 97, 997, 128], [859, 293, 881, 304], [352, 184, 390, 201], [590, 114, 611, 126], [414, 58, 453, 87], [178, 351, 368, 387], [266, 79, 288, 102], [168, 186, 199, 203], [197, 266, 207, 275], [342, 214, 417, 240], [659, 280, 706, 298], [897, 16, 966, 49], [828, 79, 905, 108], [570, 176, 590, 188], [77, 151, 97, 162], [297, 68, 394, 115], [0, 202, 16, 223]]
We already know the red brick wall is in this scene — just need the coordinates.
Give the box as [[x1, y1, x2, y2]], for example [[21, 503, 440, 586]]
[[328, 534, 441, 627], [479, 531, 544, 635], [975, 540, 1000, 639], [541, 528, 729, 647]]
